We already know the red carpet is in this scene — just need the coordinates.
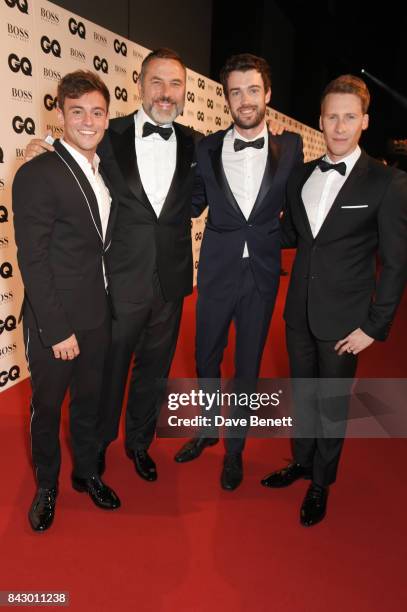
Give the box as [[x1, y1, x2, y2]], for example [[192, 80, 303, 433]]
[[0, 250, 406, 611]]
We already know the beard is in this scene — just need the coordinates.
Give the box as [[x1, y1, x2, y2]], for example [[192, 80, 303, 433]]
[[231, 103, 266, 130], [145, 95, 184, 125]]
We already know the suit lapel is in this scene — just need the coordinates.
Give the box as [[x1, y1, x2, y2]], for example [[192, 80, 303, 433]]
[[53, 139, 103, 242], [297, 160, 319, 240], [159, 123, 194, 219], [209, 128, 246, 220], [99, 165, 117, 251], [249, 134, 281, 220]]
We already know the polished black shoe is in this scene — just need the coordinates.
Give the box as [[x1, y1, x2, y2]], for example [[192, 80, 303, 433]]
[[127, 449, 157, 481], [72, 475, 121, 510], [174, 437, 219, 463], [97, 443, 108, 477], [28, 487, 58, 532], [221, 453, 243, 491], [261, 462, 311, 488], [300, 483, 328, 527]]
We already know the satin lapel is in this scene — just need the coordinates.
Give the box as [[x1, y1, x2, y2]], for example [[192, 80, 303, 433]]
[[109, 113, 155, 216], [53, 140, 103, 242], [159, 123, 194, 219], [99, 165, 117, 250], [209, 130, 246, 220], [316, 152, 369, 240], [249, 134, 281, 220]]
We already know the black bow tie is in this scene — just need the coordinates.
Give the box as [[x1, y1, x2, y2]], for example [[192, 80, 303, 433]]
[[142, 122, 173, 140], [234, 137, 265, 152], [318, 159, 346, 176]]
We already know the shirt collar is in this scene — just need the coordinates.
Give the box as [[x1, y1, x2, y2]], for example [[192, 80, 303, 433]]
[[135, 106, 174, 138], [60, 138, 100, 173], [231, 121, 268, 143], [324, 145, 361, 175]]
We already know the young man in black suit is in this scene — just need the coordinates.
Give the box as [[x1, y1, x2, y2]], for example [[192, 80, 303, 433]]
[[175, 55, 303, 490], [13, 71, 121, 532], [261, 75, 407, 526]]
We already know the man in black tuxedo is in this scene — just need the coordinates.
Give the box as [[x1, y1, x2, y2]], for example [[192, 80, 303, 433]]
[[175, 54, 303, 490], [261, 75, 407, 526], [13, 71, 120, 532], [26, 49, 202, 483]]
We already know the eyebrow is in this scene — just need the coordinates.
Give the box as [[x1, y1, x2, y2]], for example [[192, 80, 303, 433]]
[[69, 105, 106, 111]]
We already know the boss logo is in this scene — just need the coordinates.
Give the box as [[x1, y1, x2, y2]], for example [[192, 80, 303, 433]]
[[0, 149, 3, 164], [114, 65, 126, 75], [0, 365, 20, 387], [41, 36, 61, 58], [115, 111, 126, 118], [186, 92, 195, 102], [194, 232, 202, 241], [115, 87, 128, 101], [113, 39, 127, 56], [198, 78, 205, 89], [215, 117, 221, 126], [11, 88, 32, 102], [16, 148, 25, 159], [40, 8, 59, 24], [94, 32, 107, 45], [216, 86, 222, 96], [69, 17, 86, 39], [93, 56, 108, 73], [46, 124, 63, 137], [4, 0, 28, 13], [0, 291, 13, 304], [0, 236, 8, 248], [43, 67, 61, 81], [8, 53, 32, 76], [0, 204, 8, 223], [132, 70, 139, 84], [70, 48, 86, 61], [7, 23, 29, 40], [0, 315, 16, 334], [207, 99, 213, 109], [44, 94, 57, 110], [197, 111, 205, 122], [0, 262, 12, 279], [12, 116, 35, 135]]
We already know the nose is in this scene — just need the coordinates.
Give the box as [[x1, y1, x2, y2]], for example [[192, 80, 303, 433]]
[[335, 118, 346, 133], [82, 111, 93, 125]]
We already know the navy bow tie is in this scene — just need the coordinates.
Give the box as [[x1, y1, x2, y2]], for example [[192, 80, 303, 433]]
[[318, 159, 346, 176], [234, 137, 265, 152], [142, 122, 173, 140]]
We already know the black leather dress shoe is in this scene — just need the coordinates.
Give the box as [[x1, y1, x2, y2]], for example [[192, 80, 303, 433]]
[[300, 483, 328, 527], [127, 449, 157, 481], [261, 462, 311, 488], [97, 443, 108, 477], [221, 453, 243, 491], [29, 487, 58, 532], [174, 437, 219, 463], [72, 475, 120, 510]]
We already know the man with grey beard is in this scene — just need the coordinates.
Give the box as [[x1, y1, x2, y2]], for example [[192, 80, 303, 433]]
[[175, 54, 303, 491]]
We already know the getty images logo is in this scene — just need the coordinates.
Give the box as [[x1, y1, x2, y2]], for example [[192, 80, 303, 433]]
[[68, 17, 86, 39], [12, 116, 35, 135], [8, 53, 32, 76], [41, 36, 61, 58], [4, 0, 28, 14]]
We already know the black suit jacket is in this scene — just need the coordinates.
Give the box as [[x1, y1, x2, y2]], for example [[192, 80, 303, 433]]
[[12, 140, 117, 347], [192, 128, 303, 301], [97, 112, 203, 304], [283, 151, 407, 341]]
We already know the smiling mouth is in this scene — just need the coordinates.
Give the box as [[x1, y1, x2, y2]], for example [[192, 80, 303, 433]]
[[78, 130, 97, 136]]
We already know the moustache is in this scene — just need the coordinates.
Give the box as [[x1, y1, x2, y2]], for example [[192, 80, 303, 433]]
[[154, 96, 176, 105]]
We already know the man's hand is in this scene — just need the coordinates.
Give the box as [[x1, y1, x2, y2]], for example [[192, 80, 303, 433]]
[[25, 133, 54, 161], [52, 334, 80, 360], [267, 119, 285, 136], [335, 328, 374, 356]]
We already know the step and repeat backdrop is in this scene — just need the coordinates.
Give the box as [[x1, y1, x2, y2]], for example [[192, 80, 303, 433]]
[[0, 0, 325, 391]]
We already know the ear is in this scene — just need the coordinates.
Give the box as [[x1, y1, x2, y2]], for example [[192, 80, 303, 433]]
[[319, 115, 323, 131], [362, 113, 369, 131], [265, 88, 271, 105], [137, 78, 142, 100]]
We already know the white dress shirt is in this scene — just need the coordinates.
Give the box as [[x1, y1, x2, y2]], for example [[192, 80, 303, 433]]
[[222, 123, 268, 257], [134, 106, 177, 218], [302, 146, 361, 237], [60, 139, 111, 285]]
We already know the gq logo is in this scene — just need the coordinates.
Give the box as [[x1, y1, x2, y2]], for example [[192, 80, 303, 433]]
[[44, 94, 57, 110], [198, 78, 205, 90], [197, 111, 205, 122], [207, 99, 214, 109], [0, 315, 16, 334], [0, 262, 13, 278], [8, 53, 32, 76], [114, 39, 127, 56], [12, 116, 35, 135], [0, 149, 3, 164], [115, 87, 128, 101], [93, 56, 108, 73], [223, 105, 230, 115], [41, 36, 61, 58], [186, 92, 195, 103], [216, 86, 222, 96], [195, 232, 203, 241], [4, 0, 28, 13], [0, 206, 8, 222], [215, 117, 221, 126], [69, 17, 86, 39], [132, 70, 139, 84], [0, 365, 20, 387]]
